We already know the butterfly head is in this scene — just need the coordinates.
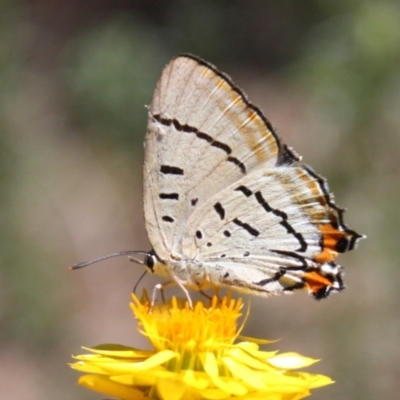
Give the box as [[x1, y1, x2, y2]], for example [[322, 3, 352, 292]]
[[144, 250, 158, 273], [143, 250, 177, 282]]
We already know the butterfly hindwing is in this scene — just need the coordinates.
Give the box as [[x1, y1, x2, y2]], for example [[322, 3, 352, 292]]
[[183, 164, 361, 297]]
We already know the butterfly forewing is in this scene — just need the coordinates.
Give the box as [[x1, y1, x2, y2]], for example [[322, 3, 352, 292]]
[[144, 55, 292, 259]]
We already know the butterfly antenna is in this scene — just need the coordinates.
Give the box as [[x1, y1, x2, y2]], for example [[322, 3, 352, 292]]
[[70, 250, 149, 270], [133, 270, 148, 294]]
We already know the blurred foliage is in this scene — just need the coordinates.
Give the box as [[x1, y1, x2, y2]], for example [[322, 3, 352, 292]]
[[293, 1, 400, 176], [0, 4, 63, 352], [0, 1, 399, 400], [290, 1, 400, 258], [65, 16, 166, 144]]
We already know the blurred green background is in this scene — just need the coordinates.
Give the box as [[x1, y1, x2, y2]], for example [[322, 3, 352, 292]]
[[0, 1, 399, 399]]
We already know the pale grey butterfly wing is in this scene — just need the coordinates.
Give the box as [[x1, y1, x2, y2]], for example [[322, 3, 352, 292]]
[[144, 55, 297, 259], [183, 166, 345, 297], [143, 54, 363, 298]]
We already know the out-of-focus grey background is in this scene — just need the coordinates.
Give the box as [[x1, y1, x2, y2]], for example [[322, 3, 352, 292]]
[[1, 1, 398, 399]]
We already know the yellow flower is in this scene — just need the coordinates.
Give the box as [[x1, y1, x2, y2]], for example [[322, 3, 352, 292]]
[[71, 292, 333, 399]]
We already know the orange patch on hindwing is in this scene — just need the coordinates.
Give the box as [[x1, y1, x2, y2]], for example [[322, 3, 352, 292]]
[[303, 271, 334, 294], [314, 224, 348, 263]]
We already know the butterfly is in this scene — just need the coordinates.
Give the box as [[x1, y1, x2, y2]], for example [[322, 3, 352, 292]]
[[73, 54, 364, 304], [141, 54, 364, 302]]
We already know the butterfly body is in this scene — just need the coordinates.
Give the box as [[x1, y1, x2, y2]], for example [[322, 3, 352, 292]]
[[143, 54, 364, 300]]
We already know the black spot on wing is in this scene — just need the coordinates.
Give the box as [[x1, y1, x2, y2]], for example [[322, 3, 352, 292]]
[[235, 185, 253, 197], [271, 250, 308, 269], [159, 193, 179, 200], [279, 220, 307, 253], [214, 202, 225, 220], [335, 236, 349, 253], [153, 114, 246, 174], [277, 144, 301, 166], [160, 165, 184, 175], [311, 286, 332, 300], [348, 231, 364, 250], [227, 156, 246, 173], [153, 114, 172, 126], [162, 216, 174, 223], [253, 267, 286, 287], [254, 191, 307, 252], [233, 218, 259, 237], [196, 131, 213, 143], [191, 198, 199, 206], [212, 140, 232, 154], [282, 281, 306, 293]]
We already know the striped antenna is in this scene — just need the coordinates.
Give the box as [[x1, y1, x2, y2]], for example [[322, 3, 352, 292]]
[[70, 251, 149, 269]]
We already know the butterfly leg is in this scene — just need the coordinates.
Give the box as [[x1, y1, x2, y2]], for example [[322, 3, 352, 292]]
[[151, 279, 194, 309], [199, 288, 222, 306], [151, 282, 169, 308], [175, 279, 193, 309], [199, 290, 213, 301]]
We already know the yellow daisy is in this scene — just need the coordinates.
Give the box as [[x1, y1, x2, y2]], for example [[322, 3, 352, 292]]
[[71, 292, 333, 399]]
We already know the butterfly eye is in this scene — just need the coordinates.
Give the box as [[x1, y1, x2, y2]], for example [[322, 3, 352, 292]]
[[144, 253, 156, 272]]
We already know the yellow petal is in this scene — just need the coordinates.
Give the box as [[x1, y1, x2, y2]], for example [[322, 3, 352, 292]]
[[83, 344, 153, 358], [293, 372, 335, 388], [268, 353, 318, 369], [73, 354, 117, 362], [226, 347, 276, 371], [138, 349, 179, 368], [111, 368, 176, 386], [237, 335, 278, 345], [253, 350, 279, 360], [263, 381, 310, 396], [78, 374, 147, 399], [234, 342, 260, 352], [211, 376, 248, 396], [98, 351, 178, 374], [201, 387, 231, 399], [69, 361, 106, 374], [199, 352, 219, 378], [182, 370, 210, 390], [156, 377, 187, 400], [78, 355, 128, 365], [222, 357, 266, 389]]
